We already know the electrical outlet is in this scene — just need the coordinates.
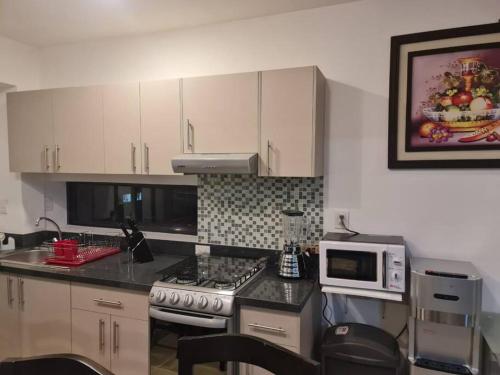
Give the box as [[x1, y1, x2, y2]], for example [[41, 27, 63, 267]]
[[195, 244, 210, 256], [334, 209, 350, 230]]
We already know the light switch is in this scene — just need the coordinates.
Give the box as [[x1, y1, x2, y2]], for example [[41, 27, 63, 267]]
[[0, 199, 7, 215]]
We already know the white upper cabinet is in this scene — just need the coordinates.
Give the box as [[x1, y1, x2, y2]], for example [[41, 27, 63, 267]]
[[260, 66, 325, 177], [140, 79, 182, 175], [52, 86, 105, 174], [6, 66, 325, 177], [102, 83, 141, 174], [182, 72, 259, 154], [7, 90, 54, 173]]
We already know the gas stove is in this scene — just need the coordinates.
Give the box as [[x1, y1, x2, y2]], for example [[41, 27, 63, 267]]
[[149, 255, 267, 317]]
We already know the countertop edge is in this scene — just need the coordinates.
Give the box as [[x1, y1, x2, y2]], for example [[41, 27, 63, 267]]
[[0, 264, 153, 292], [235, 275, 318, 314], [235, 295, 311, 313]]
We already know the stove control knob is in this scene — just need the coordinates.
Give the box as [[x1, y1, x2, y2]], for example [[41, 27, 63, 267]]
[[198, 296, 208, 309], [213, 298, 223, 312], [155, 290, 166, 303], [170, 292, 180, 305], [184, 294, 194, 307]]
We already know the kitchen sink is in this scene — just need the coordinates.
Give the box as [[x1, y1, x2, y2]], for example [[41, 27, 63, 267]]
[[0, 248, 70, 270]]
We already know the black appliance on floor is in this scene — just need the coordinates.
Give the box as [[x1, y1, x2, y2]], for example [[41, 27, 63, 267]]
[[321, 323, 406, 375]]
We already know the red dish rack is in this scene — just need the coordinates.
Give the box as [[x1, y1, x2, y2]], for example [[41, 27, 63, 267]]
[[44, 236, 121, 267]]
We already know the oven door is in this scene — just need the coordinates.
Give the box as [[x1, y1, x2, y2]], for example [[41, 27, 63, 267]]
[[319, 242, 386, 291], [150, 306, 234, 375]]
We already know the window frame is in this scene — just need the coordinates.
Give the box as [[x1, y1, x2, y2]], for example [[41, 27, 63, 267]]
[[66, 181, 197, 235]]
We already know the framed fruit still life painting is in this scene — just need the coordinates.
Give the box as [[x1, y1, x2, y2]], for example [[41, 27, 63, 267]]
[[388, 22, 500, 168]]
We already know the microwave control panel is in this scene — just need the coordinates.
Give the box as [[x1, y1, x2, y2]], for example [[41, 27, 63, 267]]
[[386, 246, 406, 292]]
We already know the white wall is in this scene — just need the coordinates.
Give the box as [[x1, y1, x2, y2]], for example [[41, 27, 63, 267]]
[[35, 0, 500, 315], [0, 36, 44, 235]]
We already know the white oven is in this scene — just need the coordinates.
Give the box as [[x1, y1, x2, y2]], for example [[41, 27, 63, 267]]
[[319, 233, 406, 301]]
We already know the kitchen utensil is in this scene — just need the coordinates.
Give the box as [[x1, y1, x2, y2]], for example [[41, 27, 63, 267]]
[[278, 210, 310, 279], [121, 218, 154, 263]]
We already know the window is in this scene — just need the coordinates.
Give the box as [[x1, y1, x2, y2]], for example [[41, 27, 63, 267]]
[[67, 182, 197, 235]]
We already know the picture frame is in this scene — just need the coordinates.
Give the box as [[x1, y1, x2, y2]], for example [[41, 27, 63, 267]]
[[388, 22, 500, 169]]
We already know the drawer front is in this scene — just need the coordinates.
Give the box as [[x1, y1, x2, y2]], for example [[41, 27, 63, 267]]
[[71, 283, 149, 321], [240, 306, 300, 348], [239, 345, 299, 375]]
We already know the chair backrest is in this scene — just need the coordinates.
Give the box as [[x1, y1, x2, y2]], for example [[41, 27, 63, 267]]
[[177, 333, 320, 375], [0, 353, 114, 375]]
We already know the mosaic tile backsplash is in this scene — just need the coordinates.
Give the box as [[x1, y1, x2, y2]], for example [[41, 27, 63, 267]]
[[198, 175, 323, 250]]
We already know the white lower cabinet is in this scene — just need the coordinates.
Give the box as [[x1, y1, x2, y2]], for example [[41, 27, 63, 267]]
[[0, 273, 71, 360], [71, 283, 150, 375], [0, 273, 20, 359], [19, 276, 71, 357], [110, 316, 149, 375], [72, 309, 111, 369], [239, 295, 318, 375], [0, 274, 149, 374]]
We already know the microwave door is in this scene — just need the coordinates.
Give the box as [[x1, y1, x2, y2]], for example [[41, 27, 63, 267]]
[[324, 249, 384, 291]]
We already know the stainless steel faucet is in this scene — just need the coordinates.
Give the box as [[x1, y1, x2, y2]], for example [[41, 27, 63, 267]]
[[35, 217, 62, 241]]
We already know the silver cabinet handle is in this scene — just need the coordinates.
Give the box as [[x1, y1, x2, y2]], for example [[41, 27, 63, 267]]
[[144, 143, 150, 173], [44, 146, 50, 171], [113, 321, 119, 353], [93, 298, 123, 308], [18, 278, 24, 310], [266, 140, 272, 176], [55, 145, 61, 171], [187, 119, 194, 151], [131, 143, 136, 172], [248, 323, 286, 333], [7, 277, 14, 307], [99, 319, 105, 352]]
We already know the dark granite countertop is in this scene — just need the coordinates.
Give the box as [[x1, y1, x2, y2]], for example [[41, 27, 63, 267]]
[[236, 268, 318, 313], [0, 244, 316, 313], [0, 251, 189, 292]]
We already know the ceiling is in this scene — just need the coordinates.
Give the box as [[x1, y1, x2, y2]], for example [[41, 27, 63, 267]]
[[0, 0, 356, 47]]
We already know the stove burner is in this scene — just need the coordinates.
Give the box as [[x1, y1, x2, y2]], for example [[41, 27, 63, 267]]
[[214, 280, 236, 290], [176, 271, 197, 286]]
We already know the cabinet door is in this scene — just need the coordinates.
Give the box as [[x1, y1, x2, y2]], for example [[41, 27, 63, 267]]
[[182, 73, 259, 153], [140, 79, 181, 175], [260, 67, 324, 177], [19, 276, 71, 357], [110, 316, 149, 375], [7, 90, 54, 173], [72, 309, 111, 369], [240, 363, 272, 375], [52, 86, 105, 173], [102, 83, 141, 174], [0, 273, 20, 359]]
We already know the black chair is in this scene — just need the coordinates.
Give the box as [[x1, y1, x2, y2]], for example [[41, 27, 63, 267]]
[[177, 333, 321, 375], [0, 353, 114, 375]]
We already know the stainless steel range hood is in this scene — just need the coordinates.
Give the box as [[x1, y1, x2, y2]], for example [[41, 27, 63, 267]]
[[171, 153, 258, 174]]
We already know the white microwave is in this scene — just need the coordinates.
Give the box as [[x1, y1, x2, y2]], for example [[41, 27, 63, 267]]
[[319, 233, 407, 301]]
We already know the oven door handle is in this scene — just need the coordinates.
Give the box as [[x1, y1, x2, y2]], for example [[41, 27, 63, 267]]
[[149, 307, 228, 329]]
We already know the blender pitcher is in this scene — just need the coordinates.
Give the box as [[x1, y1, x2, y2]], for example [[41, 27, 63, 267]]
[[278, 210, 309, 279]]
